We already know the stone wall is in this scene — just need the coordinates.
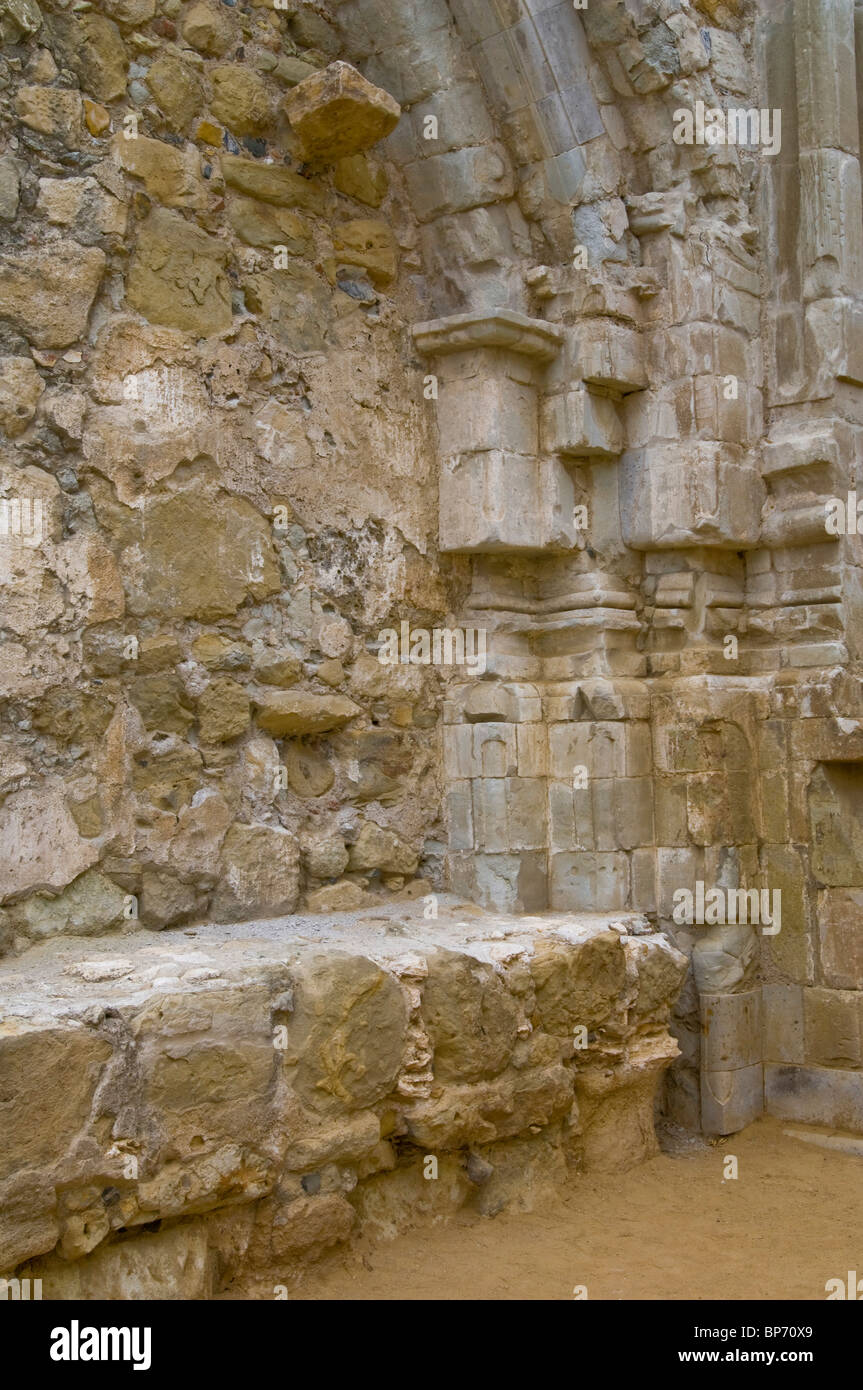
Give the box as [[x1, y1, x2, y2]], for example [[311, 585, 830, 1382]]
[[3, 0, 863, 1297], [0, 0, 457, 947], [1, 905, 686, 1296]]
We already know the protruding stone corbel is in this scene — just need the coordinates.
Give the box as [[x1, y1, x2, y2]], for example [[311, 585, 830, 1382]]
[[412, 310, 579, 553]]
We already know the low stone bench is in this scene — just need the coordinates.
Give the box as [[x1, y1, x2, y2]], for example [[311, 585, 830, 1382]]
[[0, 901, 686, 1299]]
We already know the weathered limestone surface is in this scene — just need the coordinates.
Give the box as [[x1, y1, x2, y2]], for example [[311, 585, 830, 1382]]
[[0, 903, 685, 1296], [1, 0, 863, 1269]]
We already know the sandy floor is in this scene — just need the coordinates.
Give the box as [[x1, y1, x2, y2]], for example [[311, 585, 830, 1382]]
[[291, 1119, 863, 1301]]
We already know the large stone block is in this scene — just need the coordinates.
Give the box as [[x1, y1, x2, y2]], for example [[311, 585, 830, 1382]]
[[439, 450, 579, 553], [437, 374, 538, 458], [624, 934, 688, 1020], [221, 154, 328, 213], [620, 443, 764, 550], [572, 319, 646, 393], [804, 987, 863, 1067], [765, 1062, 863, 1130], [701, 1062, 763, 1136], [530, 930, 627, 1032], [127, 208, 231, 336], [549, 850, 629, 911], [404, 144, 514, 222], [47, 12, 128, 102], [542, 386, 624, 459], [421, 949, 519, 1083], [284, 61, 400, 161], [762, 983, 805, 1064], [30, 1224, 213, 1301], [285, 952, 409, 1113], [799, 149, 863, 297], [0, 242, 105, 348], [818, 887, 863, 989], [253, 691, 360, 737], [403, 1064, 573, 1149], [0, 1025, 111, 1186], [212, 823, 300, 920], [122, 491, 280, 620], [7, 870, 127, 940], [347, 820, 418, 875], [0, 785, 100, 905], [114, 134, 205, 209], [701, 989, 762, 1070]]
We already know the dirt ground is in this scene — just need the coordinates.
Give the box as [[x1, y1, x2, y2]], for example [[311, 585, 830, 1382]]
[[291, 1119, 863, 1301]]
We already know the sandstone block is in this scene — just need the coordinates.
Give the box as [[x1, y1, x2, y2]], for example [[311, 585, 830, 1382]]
[[422, 949, 519, 1083], [221, 153, 328, 213], [8, 869, 127, 940], [404, 144, 514, 222], [0, 356, 43, 436], [0, 154, 19, 220], [123, 491, 280, 620], [140, 870, 205, 930], [242, 264, 331, 353], [765, 1063, 863, 1130], [253, 691, 360, 737], [621, 443, 763, 550], [333, 153, 387, 207], [818, 887, 863, 989], [804, 987, 863, 1068], [549, 851, 629, 911], [127, 209, 231, 337], [132, 741, 203, 811], [284, 61, 400, 162], [129, 672, 194, 735], [305, 881, 367, 912], [180, 0, 235, 56], [286, 744, 334, 797], [437, 374, 538, 458], [36, 177, 126, 236], [542, 386, 624, 459], [197, 677, 251, 744], [347, 820, 418, 876], [624, 934, 688, 1019], [227, 198, 313, 253], [49, 13, 128, 102], [212, 823, 300, 920], [285, 952, 409, 1111], [0, 1025, 111, 1184], [404, 1064, 573, 1149], [0, 242, 105, 349], [14, 85, 81, 142], [762, 983, 804, 1065], [210, 66, 273, 136], [253, 649, 303, 687], [33, 1223, 213, 1301], [115, 134, 204, 209], [268, 1192, 354, 1257], [531, 931, 627, 1033], [0, 785, 99, 904], [439, 450, 579, 554], [331, 219, 397, 287], [145, 54, 204, 130]]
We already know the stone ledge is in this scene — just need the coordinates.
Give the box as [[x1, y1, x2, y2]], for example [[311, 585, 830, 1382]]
[[412, 310, 564, 361], [1, 901, 686, 1298]]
